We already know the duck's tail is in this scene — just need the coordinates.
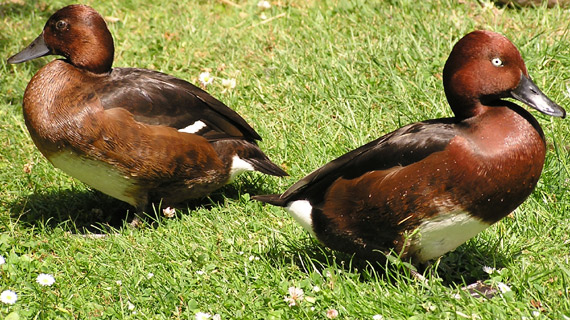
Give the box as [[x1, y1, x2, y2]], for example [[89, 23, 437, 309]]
[[251, 194, 287, 207], [210, 139, 288, 179]]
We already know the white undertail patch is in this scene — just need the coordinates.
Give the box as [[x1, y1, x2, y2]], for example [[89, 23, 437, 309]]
[[285, 200, 315, 237], [178, 120, 207, 134], [229, 155, 255, 181], [411, 211, 490, 263]]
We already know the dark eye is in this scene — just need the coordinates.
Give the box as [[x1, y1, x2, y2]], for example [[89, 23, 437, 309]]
[[55, 20, 68, 30]]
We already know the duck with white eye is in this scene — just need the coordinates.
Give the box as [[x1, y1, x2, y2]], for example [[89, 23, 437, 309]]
[[253, 30, 566, 271]]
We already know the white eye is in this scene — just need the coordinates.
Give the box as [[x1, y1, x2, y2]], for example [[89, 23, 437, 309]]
[[491, 58, 503, 67]]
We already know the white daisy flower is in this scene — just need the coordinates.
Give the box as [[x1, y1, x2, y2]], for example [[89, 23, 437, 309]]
[[0, 290, 17, 305], [36, 273, 55, 286], [221, 78, 236, 91], [482, 266, 496, 274], [497, 282, 512, 293], [199, 72, 213, 87], [257, 1, 271, 9], [195, 312, 211, 320], [284, 287, 304, 307], [163, 207, 176, 218]]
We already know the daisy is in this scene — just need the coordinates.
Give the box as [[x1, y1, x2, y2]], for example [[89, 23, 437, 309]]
[[198, 72, 213, 87], [373, 315, 384, 320], [36, 273, 55, 286], [482, 266, 496, 274], [257, 1, 271, 9], [284, 287, 304, 307], [326, 309, 339, 319], [0, 255, 5, 265], [195, 312, 211, 320], [497, 282, 512, 293], [0, 290, 17, 305], [163, 207, 176, 218], [221, 78, 236, 91]]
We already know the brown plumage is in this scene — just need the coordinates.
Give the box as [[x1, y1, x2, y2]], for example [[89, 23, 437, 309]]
[[254, 31, 565, 264], [8, 5, 287, 215]]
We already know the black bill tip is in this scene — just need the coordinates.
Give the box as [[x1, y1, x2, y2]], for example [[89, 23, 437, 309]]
[[511, 74, 566, 119]]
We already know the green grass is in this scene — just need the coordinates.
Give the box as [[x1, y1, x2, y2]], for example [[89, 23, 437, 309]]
[[1, 0, 570, 318]]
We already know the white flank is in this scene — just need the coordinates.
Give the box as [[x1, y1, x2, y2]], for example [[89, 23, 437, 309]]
[[178, 120, 207, 134], [48, 152, 137, 206], [228, 155, 255, 181], [285, 200, 315, 236], [410, 211, 490, 263]]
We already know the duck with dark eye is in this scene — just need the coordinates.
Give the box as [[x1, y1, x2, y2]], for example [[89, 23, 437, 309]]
[[7, 5, 287, 220], [254, 31, 565, 269]]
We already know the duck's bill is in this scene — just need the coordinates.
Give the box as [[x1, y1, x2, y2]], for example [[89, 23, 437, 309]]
[[510, 74, 566, 118], [7, 33, 50, 64]]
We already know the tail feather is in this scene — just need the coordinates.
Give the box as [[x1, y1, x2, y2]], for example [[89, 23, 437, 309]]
[[211, 139, 288, 177], [252, 194, 288, 206], [244, 157, 288, 177]]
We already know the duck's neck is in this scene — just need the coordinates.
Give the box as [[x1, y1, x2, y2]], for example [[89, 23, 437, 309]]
[[70, 46, 113, 74], [67, 27, 114, 74], [449, 99, 490, 119]]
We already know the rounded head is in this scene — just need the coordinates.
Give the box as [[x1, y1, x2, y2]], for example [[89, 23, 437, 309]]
[[443, 31, 530, 118], [443, 30, 564, 119], [8, 5, 114, 73]]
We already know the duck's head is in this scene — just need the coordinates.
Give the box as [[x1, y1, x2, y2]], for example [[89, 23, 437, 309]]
[[8, 4, 114, 74], [442, 30, 565, 119]]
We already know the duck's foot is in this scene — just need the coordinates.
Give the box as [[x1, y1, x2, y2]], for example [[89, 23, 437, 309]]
[[410, 269, 427, 283], [129, 215, 144, 228], [460, 281, 498, 299], [77, 233, 108, 239]]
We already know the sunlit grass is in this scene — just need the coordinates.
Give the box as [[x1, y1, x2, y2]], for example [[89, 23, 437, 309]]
[[1, 0, 570, 318]]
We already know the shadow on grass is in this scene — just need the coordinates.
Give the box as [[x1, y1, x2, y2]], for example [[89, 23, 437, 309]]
[[7, 173, 280, 233], [266, 235, 512, 288], [8, 188, 134, 234]]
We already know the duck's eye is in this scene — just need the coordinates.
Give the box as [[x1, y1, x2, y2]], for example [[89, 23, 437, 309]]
[[491, 58, 503, 67], [55, 20, 68, 31]]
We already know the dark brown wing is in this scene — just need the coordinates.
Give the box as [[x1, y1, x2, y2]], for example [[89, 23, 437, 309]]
[[95, 67, 261, 141], [255, 118, 459, 205]]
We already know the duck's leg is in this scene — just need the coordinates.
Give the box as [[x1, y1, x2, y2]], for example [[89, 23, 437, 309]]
[[129, 195, 149, 228], [460, 281, 499, 299], [129, 211, 144, 228], [410, 268, 427, 283]]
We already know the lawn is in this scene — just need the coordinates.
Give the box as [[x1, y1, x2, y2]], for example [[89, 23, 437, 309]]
[[1, 0, 570, 318]]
